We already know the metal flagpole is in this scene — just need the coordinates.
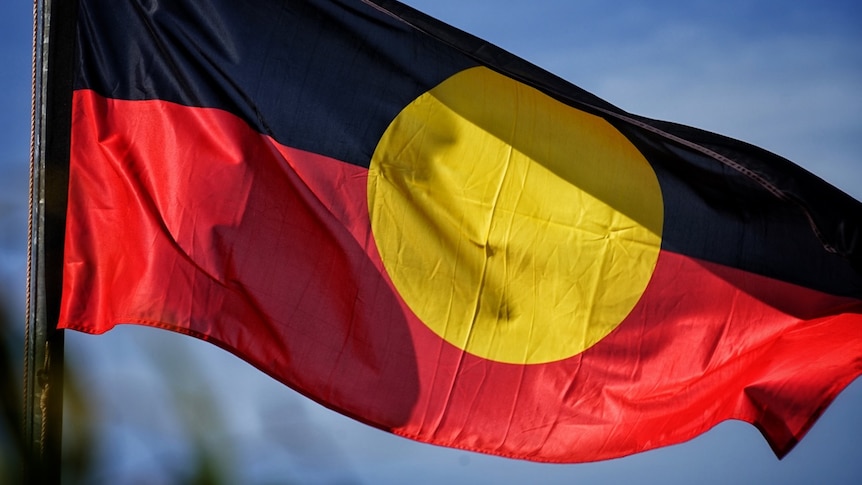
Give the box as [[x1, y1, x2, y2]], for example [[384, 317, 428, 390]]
[[25, 0, 77, 482]]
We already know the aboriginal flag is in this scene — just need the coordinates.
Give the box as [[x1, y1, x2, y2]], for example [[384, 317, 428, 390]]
[[59, 0, 862, 463]]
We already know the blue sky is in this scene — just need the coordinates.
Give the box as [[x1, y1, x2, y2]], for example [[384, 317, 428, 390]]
[[1, 1, 861, 483]]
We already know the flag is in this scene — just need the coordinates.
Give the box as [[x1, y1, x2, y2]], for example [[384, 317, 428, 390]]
[[59, 0, 862, 463]]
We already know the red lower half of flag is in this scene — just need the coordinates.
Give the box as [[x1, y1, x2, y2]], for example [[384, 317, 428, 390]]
[[60, 91, 862, 462]]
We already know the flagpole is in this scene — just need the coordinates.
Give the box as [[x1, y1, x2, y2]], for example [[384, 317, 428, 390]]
[[25, 0, 77, 482]]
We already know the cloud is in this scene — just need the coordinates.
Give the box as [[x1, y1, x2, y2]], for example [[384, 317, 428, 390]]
[[509, 4, 862, 199]]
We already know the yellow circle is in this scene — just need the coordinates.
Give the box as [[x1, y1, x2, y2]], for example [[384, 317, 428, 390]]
[[368, 67, 663, 364]]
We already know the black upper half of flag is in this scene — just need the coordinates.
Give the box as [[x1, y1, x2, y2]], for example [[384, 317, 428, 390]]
[[73, 0, 862, 298]]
